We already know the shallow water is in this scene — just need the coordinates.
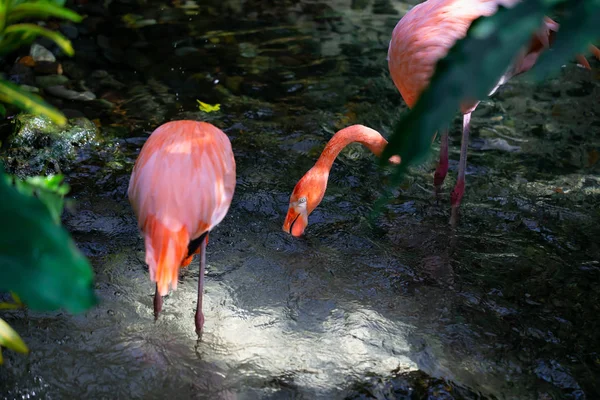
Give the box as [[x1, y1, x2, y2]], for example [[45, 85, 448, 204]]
[[1, 0, 600, 399]]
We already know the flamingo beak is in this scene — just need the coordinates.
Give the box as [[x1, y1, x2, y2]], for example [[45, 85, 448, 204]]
[[283, 207, 308, 237]]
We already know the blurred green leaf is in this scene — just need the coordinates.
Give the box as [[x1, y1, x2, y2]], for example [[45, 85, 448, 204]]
[[0, 80, 67, 126], [10, 0, 67, 7], [0, 1, 8, 33], [533, 0, 600, 80], [8, 174, 70, 224], [4, 23, 74, 56], [381, 1, 545, 169], [8, 2, 82, 23], [0, 292, 24, 310], [0, 164, 97, 313], [0, 318, 29, 364]]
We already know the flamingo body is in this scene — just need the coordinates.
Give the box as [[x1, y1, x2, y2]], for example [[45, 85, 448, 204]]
[[128, 120, 236, 333], [387, 0, 564, 224], [388, 0, 521, 112]]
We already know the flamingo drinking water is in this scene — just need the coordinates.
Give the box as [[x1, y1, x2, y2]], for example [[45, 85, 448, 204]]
[[283, 125, 399, 236], [387, 0, 600, 224], [128, 120, 236, 334]]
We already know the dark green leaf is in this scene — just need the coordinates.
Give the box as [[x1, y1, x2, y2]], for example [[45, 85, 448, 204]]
[[0, 164, 97, 313], [533, 0, 600, 80], [374, 1, 560, 214], [381, 1, 547, 167], [10, 174, 70, 224], [0, 80, 67, 125], [4, 23, 75, 56]]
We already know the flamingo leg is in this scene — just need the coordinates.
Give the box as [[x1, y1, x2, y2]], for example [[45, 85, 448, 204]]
[[153, 283, 162, 320], [434, 129, 449, 198], [450, 113, 471, 226], [195, 235, 208, 336]]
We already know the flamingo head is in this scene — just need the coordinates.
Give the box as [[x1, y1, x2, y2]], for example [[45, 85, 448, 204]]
[[282, 167, 328, 237]]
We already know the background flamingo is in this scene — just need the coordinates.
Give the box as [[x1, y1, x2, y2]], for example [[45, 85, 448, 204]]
[[387, 0, 599, 224], [283, 124, 399, 236], [128, 120, 236, 334]]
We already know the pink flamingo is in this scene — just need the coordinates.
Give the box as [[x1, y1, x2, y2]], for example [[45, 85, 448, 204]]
[[388, 0, 599, 224], [283, 124, 399, 236], [128, 120, 236, 334]]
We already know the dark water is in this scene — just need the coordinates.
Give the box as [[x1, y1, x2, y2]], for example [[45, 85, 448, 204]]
[[1, 0, 600, 399]]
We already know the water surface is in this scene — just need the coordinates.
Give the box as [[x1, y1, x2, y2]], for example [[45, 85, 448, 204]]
[[1, 0, 599, 399]]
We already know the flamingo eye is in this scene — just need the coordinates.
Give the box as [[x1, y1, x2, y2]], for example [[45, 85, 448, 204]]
[[298, 197, 307, 204]]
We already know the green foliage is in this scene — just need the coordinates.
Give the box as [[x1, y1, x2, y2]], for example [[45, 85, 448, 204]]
[[0, 0, 84, 125], [0, 164, 97, 313], [379, 0, 600, 206], [0, 316, 29, 364], [6, 173, 70, 224], [0, 80, 66, 126], [8, 2, 81, 24], [533, 1, 600, 80]]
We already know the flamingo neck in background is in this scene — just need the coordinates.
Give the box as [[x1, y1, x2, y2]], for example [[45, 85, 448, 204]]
[[313, 125, 389, 173]]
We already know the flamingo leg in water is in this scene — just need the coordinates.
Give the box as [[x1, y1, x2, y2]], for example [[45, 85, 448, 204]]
[[195, 235, 208, 335], [434, 129, 449, 198], [154, 283, 162, 320], [450, 113, 471, 226]]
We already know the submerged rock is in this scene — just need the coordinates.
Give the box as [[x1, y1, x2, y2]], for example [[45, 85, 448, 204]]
[[2, 114, 99, 176], [46, 85, 97, 101], [124, 79, 175, 126], [35, 74, 70, 89]]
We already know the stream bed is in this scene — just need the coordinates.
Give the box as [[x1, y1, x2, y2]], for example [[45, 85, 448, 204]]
[[1, 0, 599, 398]]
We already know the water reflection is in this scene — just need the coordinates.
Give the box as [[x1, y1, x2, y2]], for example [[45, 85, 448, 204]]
[[1, 0, 599, 398]]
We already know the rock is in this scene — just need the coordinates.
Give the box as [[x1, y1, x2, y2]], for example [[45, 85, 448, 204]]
[[61, 61, 87, 81], [17, 56, 35, 67], [89, 70, 125, 90], [124, 49, 152, 70], [124, 79, 175, 125], [34, 61, 63, 75], [372, 0, 397, 14], [90, 70, 109, 79], [35, 75, 70, 89], [478, 138, 521, 153], [46, 85, 96, 101], [90, 99, 116, 110], [4, 114, 99, 176], [174, 46, 200, 57], [8, 63, 35, 86], [59, 23, 79, 40], [30, 43, 56, 62], [62, 109, 87, 118], [224, 76, 244, 94], [19, 85, 40, 93], [239, 42, 258, 58]]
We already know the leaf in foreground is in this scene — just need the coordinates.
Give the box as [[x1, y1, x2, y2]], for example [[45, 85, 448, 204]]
[[4, 23, 75, 56], [532, 0, 600, 80], [381, 1, 547, 171], [7, 174, 70, 225], [0, 165, 97, 313], [7, 2, 83, 24], [0, 80, 66, 126], [0, 318, 29, 364]]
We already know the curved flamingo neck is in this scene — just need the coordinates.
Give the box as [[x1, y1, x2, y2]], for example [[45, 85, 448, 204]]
[[313, 125, 389, 172]]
